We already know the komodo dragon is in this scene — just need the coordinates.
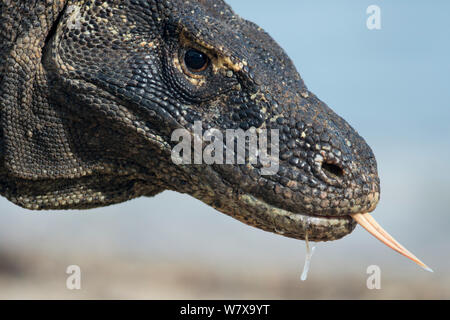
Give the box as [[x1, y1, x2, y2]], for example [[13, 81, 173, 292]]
[[0, 0, 430, 269]]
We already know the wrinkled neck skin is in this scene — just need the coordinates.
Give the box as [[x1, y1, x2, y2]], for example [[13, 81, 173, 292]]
[[0, 0, 380, 242]]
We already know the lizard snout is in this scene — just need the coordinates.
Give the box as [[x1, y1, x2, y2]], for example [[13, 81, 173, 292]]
[[245, 91, 382, 219]]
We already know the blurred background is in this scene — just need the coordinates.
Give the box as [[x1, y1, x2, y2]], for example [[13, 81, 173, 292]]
[[0, 0, 449, 299]]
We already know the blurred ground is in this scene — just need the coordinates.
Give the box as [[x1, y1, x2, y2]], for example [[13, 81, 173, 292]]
[[0, 248, 448, 299]]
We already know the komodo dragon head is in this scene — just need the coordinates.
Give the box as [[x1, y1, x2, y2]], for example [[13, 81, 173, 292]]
[[0, 0, 380, 242]]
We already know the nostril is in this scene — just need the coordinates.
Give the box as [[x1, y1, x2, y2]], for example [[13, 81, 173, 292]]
[[321, 161, 344, 179]]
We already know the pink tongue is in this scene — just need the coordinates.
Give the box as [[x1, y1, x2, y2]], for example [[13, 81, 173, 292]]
[[350, 213, 433, 272]]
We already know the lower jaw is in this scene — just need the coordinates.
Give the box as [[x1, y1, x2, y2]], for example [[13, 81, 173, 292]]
[[176, 166, 360, 241], [210, 192, 357, 242]]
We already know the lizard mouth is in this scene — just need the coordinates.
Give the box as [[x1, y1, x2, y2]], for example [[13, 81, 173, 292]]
[[195, 165, 368, 242], [218, 192, 357, 242], [189, 164, 432, 270], [233, 194, 432, 271]]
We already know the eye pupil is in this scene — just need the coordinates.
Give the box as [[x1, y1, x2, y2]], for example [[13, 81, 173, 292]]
[[184, 49, 209, 72]]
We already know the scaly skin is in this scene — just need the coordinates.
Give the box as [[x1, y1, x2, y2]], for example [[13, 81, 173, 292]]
[[0, 0, 380, 241]]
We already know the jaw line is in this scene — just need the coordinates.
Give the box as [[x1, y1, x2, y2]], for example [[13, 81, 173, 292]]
[[236, 193, 357, 242], [177, 166, 357, 242]]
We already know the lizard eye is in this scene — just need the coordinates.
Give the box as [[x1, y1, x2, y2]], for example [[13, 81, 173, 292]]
[[184, 48, 209, 73]]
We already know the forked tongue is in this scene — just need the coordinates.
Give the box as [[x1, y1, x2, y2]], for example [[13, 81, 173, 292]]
[[350, 213, 433, 272]]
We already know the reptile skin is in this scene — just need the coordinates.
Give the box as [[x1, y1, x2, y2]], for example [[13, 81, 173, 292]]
[[0, 0, 380, 242]]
